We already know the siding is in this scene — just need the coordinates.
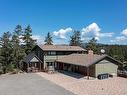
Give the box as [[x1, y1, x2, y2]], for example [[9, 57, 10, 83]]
[[32, 46, 44, 69], [33, 46, 44, 61], [95, 60, 118, 77], [44, 55, 66, 68]]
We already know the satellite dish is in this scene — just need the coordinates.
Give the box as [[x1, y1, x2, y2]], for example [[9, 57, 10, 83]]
[[101, 49, 105, 54]]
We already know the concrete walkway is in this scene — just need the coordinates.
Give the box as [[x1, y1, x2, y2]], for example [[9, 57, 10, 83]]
[[0, 73, 75, 95]]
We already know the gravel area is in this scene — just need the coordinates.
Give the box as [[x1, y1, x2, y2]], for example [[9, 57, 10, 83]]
[[0, 73, 75, 95], [37, 72, 127, 95]]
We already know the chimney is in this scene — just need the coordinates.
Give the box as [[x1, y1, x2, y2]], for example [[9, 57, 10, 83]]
[[88, 50, 93, 55], [87, 50, 94, 80], [88, 50, 94, 63]]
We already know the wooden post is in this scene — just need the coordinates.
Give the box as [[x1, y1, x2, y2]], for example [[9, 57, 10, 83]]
[[87, 67, 89, 80], [40, 61, 41, 72], [63, 63, 64, 70], [27, 62, 29, 72]]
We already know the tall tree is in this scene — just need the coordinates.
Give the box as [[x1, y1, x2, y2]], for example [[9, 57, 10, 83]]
[[11, 25, 25, 68], [108, 45, 125, 62], [44, 32, 53, 45], [86, 38, 98, 53], [22, 25, 36, 54], [69, 30, 82, 46], [0, 32, 13, 73]]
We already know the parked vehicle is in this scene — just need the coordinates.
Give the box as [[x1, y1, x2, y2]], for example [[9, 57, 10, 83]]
[[117, 70, 127, 78]]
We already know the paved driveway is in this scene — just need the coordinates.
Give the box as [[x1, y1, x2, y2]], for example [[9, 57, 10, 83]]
[[0, 73, 75, 95]]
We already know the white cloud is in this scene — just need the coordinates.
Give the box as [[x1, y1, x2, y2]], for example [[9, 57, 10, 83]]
[[19, 35, 44, 45], [19, 35, 24, 44], [53, 27, 73, 39], [121, 29, 127, 36], [32, 35, 44, 45], [95, 37, 100, 41], [81, 23, 100, 38], [81, 23, 114, 41], [110, 28, 127, 43], [110, 36, 127, 43], [99, 33, 114, 37]]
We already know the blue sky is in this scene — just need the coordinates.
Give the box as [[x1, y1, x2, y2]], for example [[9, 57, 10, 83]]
[[0, 0, 127, 44]]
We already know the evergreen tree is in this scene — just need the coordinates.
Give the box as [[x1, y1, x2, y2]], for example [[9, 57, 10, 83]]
[[86, 38, 98, 53], [69, 30, 82, 46], [22, 25, 36, 54], [11, 25, 25, 68], [0, 32, 13, 73], [108, 45, 125, 62], [44, 32, 53, 45]]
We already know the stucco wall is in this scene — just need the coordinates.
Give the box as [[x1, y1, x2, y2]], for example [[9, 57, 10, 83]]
[[95, 60, 118, 77]]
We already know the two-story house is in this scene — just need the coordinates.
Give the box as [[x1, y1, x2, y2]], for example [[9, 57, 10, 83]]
[[22, 45, 86, 72], [22, 45, 122, 79]]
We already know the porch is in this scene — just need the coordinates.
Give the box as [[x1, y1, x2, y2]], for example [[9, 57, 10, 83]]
[[55, 62, 95, 79], [22, 52, 43, 72]]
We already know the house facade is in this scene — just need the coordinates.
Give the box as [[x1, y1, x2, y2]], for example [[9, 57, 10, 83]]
[[23, 45, 86, 72], [23, 45, 122, 78]]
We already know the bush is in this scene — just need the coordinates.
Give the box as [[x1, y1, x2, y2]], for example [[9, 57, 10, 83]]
[[0, 70, 3, 75], [6, 64, 16, 73]]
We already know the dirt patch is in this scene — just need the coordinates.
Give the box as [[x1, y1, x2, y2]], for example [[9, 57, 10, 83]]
[[37, 72, 127, 95]]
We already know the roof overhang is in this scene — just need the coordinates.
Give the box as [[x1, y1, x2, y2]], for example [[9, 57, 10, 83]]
[[23, 52, 43, 64], [87, 55, 123, 67], [55, 54, 123, 67]]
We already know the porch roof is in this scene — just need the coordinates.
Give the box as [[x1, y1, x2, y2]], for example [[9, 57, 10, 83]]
[[56, 54, 122, 67], [23, 52, 42, 63]]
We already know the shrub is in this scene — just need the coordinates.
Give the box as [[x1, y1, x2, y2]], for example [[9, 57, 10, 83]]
[[6, 64, 16, 73], [0, 70, 3, 75]]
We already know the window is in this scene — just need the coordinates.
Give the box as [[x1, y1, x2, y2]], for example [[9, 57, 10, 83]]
[[47, 51, 56, 55], [56, 52, 64, 55], [47, 62, 54, 66]]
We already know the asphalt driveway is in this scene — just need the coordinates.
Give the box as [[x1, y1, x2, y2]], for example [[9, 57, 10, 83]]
[[0, 73, 75, 95]]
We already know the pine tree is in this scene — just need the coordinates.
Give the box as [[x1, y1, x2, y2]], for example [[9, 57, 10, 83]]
[[0, 32, 13, 73], [44, 32, 53, 45], [22, 25, 36, 54], [86, 38, 98, 53], [11, 25, 25, 68], [69, 30, 82, 46]]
